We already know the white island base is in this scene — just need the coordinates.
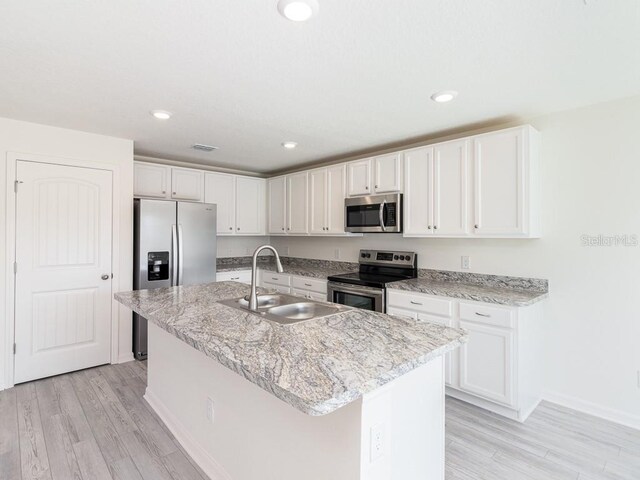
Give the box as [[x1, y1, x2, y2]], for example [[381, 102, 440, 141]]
[[144, 323, 445, 480]]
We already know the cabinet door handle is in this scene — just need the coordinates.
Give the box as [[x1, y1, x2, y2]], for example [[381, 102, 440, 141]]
[[410, 301, 423, 306], [474, 224, 479, 229], [427, 226, 432, 229], [475, 312, 491, 317], [229, 227, 233, 230], [162, 190, 166, 194], [365, 186, 369, 190], [434, 226, 438, 230], [375, 185, 379, 189], [281, 227, 285, 231]]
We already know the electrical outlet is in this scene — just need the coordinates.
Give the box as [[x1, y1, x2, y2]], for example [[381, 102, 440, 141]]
[[461, 256, 470, 270], [334, 248, 340, 260], [206, 397, 215, 424], [370, 423, 385, 462]]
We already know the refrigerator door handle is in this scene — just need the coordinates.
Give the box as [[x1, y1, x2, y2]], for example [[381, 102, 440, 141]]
[[171, 224, 178, 286], [177, 224, 184, 286]]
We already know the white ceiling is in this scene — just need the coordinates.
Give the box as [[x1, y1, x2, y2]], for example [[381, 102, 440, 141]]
[[1, 0, 639, 174]]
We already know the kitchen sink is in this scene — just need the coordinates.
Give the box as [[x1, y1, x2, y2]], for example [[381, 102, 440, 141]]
[[219, 293, 349, 325]]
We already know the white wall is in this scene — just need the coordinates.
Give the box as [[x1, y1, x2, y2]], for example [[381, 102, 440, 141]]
[[272, 95, 640, 427], [0, 117, 134, 389], [217, 236, 270, 258]]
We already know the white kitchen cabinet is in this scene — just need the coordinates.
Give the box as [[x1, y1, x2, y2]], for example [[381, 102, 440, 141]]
[[309, 165, 347, 235], [134, 162, 170, 199], [216, 270, 252, 284], [404, 140, 468, 236], [387, 290, 455, 387], [458, 319, 514, 406], [205, 172, 236, 235], [171, 167, 204, 201], [387, 289, 544, 422], [347, 159, 371, 196], [286, 171, 308, 234], [347, 156, 403, 196], [472, 125, 540, 237], [268, 176, 287, 234], [259, 271, 292, 294], [205, 173, 265, 236], [373, 153, 403, 193], [308, 168, 327, 234], [235, 176, 265, 235]]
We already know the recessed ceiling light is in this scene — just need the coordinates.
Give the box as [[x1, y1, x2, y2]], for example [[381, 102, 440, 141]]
[[430, 91, 458, 103], [151, 110, 172, 120], [277, 0, 319, 22], [282, 141, 298, 149]]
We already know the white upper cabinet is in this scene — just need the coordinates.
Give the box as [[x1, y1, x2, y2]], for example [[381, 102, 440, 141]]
[[134, 162, 170, 199], [433, 140, 469, 236], [286, 171, 308, 234], [472, 125, 539, 237], [204, 173, 265, 236], [403, 125, 539, 238], [373, 153, 403, 193], [204, 172, 235, 235], [347, 159, 371, 196], [404, 146, 433, 235], [308, 164, 347, 235], [235, 176, 265, 235], [404, 140, 469, 236], [347, 155, 403, 196], [326, 164, 347, 233], [171, 167, 204, 201], [308, 168, 327, 234], [268, 176, 287, 234]]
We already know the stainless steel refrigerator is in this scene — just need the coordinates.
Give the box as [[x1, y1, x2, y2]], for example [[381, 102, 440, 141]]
[[133, 198, 217, 359]]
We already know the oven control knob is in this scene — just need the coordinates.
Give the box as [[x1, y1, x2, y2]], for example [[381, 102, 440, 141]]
[[399, 255, 405, 260], [366, 253, 371, 258], [361, 253, 366, 258], [394, 255, 399, 260]]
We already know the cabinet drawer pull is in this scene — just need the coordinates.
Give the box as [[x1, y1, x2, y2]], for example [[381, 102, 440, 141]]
[[304, 283, 312, 287], [410, 301, 423, 305], [475, 312, 491, 317], [272, 277, 279, 280], [231, 277, 240, 280]]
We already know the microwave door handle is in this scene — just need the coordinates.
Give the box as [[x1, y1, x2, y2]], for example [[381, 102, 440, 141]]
[[379, 201, 387, 232]]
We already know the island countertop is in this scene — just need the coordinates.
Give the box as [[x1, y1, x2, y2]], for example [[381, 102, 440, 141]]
[[115, 282, 466, 416]]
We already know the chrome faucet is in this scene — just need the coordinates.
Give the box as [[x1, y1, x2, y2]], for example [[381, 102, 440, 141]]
[[247, 245, 284, 311]]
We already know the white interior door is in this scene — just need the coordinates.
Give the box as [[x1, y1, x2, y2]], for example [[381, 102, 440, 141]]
[[14, 160, 113, 384]]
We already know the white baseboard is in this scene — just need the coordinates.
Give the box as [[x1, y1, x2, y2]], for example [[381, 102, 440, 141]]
[[116, 353, 134, 364], [543, 390, 640, 431], [144, 388, 232, 480]]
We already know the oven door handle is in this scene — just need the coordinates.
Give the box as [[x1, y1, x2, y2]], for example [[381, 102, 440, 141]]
[[379, 201, 387, 232], [328, 282, 384, 297]]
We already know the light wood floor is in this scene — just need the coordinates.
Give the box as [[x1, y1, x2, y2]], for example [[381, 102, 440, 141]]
[[1, 362, 639, 480]]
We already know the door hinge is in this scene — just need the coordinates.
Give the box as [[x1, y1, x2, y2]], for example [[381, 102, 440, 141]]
[[13, 262, 17, 274], [13, 343, 16, 355], [14, 180, 23, 193]]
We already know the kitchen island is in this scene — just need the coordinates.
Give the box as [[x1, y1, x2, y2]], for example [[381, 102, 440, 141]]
[[115, 281, 466, 480]]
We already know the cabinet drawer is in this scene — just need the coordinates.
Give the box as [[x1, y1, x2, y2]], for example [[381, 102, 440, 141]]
[[387, 290, 453, 318], [216, 270, 251, 284], [291, 276, 327, 294], [262, 273, 291, 287], [459, 302, 514, 328]]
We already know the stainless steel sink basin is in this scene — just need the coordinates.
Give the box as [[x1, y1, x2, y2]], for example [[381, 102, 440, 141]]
[[219, 293, 349, 325], [238, 294, 284, 309], [266, 302, 341, 321]]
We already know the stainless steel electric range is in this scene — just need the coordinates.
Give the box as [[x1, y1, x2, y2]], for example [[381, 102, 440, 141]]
[[327, 249, 417, 313]]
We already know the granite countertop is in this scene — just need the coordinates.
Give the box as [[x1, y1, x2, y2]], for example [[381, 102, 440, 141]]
[[115, 282, 466, 416], [217, 256, 357, 279], [389, 278, 547, 306]]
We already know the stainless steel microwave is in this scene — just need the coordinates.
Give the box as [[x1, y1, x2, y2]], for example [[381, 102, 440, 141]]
[[344, 193, 402, 233]]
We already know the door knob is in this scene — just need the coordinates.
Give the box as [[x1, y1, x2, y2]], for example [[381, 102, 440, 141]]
[[101, 274, 110, 280]]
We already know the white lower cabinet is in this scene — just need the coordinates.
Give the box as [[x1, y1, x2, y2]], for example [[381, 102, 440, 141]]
[[258, 271, 328, 300], [216, 270, 252, 285], [387, 289, 543, 422]]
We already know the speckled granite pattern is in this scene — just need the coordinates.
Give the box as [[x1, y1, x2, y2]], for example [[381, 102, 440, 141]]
[[216, 256, 272, 273], [390, 278, 548, 306], [417, 269, 548, 292], [115, 282, 466, 416]]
